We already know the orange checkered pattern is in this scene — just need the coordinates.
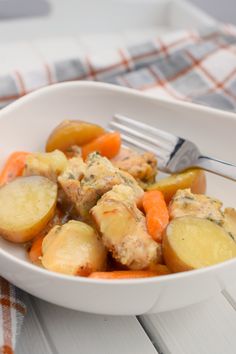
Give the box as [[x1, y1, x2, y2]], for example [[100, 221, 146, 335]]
[[0, 278, 26, 354], [0, 24, 236, 111]]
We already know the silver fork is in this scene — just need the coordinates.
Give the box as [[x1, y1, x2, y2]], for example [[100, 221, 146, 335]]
[[110, 114, 236, 181]]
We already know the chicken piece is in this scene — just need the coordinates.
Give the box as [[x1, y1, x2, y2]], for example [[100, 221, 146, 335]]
[[111, 147, 157, 183], [64, 145, 81, 159], [169, 189, 223, 225], [58, 152, 144, 220], [223, 208, 236, 241], [116, 169, 144, 207], [58, 156, 86, 215], [59, 156, 86, 180], [91, 185, 162, 270], [24, 150, 68, 182]]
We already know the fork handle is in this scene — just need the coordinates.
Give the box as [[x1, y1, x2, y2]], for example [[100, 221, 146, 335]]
[[196, 156, 236, 181]]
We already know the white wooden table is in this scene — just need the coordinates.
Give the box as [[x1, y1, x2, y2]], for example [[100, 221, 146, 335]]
[[16, 287, 236, 354], [3, 2, 235, 353]]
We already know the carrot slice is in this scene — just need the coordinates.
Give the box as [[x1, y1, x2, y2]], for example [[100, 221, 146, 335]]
[[147, 264, 171, 275], [89, 270, 160, 279], [143, 190, 169, 243], [81, 132, 121, 160], [0, 151, 30, 186], [28, 235, 44, 263]]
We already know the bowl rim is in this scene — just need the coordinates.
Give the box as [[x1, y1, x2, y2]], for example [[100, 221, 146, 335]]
[[1, 81, 236, 121], [0, 80, 236, 286]]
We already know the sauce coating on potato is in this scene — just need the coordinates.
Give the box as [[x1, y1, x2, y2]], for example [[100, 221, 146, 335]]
[[0, 176, 57, 243]]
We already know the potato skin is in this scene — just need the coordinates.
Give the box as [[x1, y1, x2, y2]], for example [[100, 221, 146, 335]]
[[46, 120, 105, 152], [42, 220, 107, 276], [163, 228, 193, 273], [146, 169, 206, 203], [0, 176, 57, 243], [163, 216, 236, 273]]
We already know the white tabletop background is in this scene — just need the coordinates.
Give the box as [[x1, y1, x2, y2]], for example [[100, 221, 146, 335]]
[[16, 289, 236, 354], [190, 0, 236, 25], [0, 0, 235, 24], [0, 0, 236, 353]]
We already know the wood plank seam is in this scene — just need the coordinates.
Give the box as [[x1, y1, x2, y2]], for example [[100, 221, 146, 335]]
[[34, 298, 158, 354], [222, 289, 236, 311], [139, 294, 236, 354], [16, 294, 53, 354], [30, 296, 59, 354], [137, 316, 165, 354]]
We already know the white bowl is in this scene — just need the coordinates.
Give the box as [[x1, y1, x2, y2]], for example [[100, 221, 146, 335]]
[[0, 82, 236, 315]]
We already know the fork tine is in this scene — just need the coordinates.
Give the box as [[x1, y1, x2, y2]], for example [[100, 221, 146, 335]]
[[110, 120, 172, 152], [107, 126, 169, 162], [120, 132, 168, 163], [113, 114, 178, 144]]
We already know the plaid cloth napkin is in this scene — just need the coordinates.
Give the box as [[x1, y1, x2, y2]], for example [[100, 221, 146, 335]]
[[0, 278, 26, 354], [0, 24, 236, 111], [1, 23, 236, 353]]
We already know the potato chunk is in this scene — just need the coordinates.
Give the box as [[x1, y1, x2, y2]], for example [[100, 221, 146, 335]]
[[0, 176, 57, 243], [146, 169, 206, 203], [163, 216, 236, 273], [24, 150, 68, 182], [46, 120, 105, 152], [91, 185, 161, 270], [42, 220, 107, 276]]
